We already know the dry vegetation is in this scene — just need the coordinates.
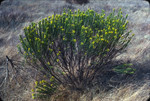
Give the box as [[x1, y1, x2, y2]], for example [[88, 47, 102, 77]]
[[65, 0, 89, 4]]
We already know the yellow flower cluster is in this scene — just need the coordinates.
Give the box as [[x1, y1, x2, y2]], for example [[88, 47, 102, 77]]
[[49, 48, 53, 52], [72, 39, 77, 42], [56, 59, 59, 62], [57, 51, 61, 56], [72, 30, 75, 34], [47, 62, 50, 65]]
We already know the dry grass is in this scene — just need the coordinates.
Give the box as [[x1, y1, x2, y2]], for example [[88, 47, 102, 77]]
[[65, 0, 89, 4], [40, 81, 150, 101], [91, 83, 150, 101], [0, 52, 150, 101], [0, 0, 150, 101]]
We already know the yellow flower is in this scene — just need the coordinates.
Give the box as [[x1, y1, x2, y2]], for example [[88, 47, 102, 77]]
[[28, 48, 30, 51], [92, 41, 95, 44], [51, 76, 54, 79], [126, 20, 129, 24], [50, 76, 54, 81], [105, 40, 109, 43], [49, 48, 53, 52], [31, 89, 34, 92], [101, 38, 104, 41], [72, 30, 75, 34], [32, 94, 35, 99], [82, 25, 85, 29], [114, 36, 117, 39], [51, 21, 53, 24], [93, 45, 95, 49], [132, 33, 135, 36], [62, 29, 64, 31], [122, 25, 125, 28], [117, 19, 119, 22], [51, 84, 53, 86], [106, 48, 110, 52], [100, 35, 103, 38], [112, 27, 115, 30], [109, 31, 113, 34], [42, 80, 46, 83], [57, 51, 61, 56], [73, 39, 76, 42], [63, 37, 66, 40], [35, 37, 38, 40], [108, 26, 110, 30], [27, 26, 30, 30], [35, 81, 38, 85], [105, 32, 108, 35], [90, 37, 92, 40], [43, 85, 47, 87], [63, 13, 66, 16], [65, 18, 68, 21], [44, 35, 46, 38], [81, 42, 84, 45], [41, 41, 44, 44], [47, 62, 50, 65], [56, 59, 59, 62]]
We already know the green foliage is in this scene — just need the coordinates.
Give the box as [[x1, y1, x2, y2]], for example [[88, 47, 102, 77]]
[[113, 63, 136, 74], [18, 8, 134, 91], [32, 76, 57, 99]]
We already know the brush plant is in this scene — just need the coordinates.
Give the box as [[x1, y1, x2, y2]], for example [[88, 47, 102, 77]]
[[32, 76, 57, 99], [113, 63, 136, 74], [18, 8, 134, 91]]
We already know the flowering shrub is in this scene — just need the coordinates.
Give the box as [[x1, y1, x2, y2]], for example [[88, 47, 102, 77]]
[[18, 8, 134, 91], [32, 76, 57, 99]]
